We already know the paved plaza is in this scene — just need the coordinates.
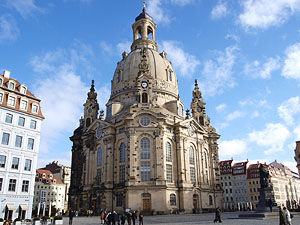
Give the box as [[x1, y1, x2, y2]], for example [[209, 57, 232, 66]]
[[64, 212, 300, 225]]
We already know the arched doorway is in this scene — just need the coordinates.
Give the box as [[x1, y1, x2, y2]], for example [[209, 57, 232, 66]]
[[193, 194, 199, 210], [142, 193, 151, 212]]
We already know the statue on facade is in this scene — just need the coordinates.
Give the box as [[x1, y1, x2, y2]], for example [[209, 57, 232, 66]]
[[259, 164, 269, 188]]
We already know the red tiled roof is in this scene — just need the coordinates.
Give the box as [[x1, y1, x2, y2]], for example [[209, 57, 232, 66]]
[[36, 169, 63, 184]]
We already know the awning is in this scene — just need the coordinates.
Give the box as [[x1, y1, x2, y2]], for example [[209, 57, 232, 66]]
[[19, 204, 28, 210], [6, 204, 16, 210]]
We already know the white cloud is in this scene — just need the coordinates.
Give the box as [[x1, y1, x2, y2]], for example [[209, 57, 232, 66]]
[[0, 15, 19, 43], [117, 41, 131, 55], [293, 124, 300, 140], [227, 110, 245, 121], [211, 1, 228, 20], [216, 103, 227, 112], [219, 139, 248, 158], [251, 111, 260, 118], [248, 123, 290, 155], [239, 0, 300, 30], [244, 57, 280, 79], [5, 0, 41, 18], [161, 40, 200, 77], [169, 0, 193, 6], [282, 42, 300, 81], [148, 0, 170, 24], [225, 33, 240, 43], [282, 161, 298, 173], [198, 46, 238, 96], [278, 96, 300, 125], [100, 41, 113, 55]]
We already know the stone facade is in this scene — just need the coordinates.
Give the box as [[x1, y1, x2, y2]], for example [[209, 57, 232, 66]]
[[219, 160, 234, 211], [295, 141, 300, 175], [69, 6, 222, 214], [247, 163, 262, 210]]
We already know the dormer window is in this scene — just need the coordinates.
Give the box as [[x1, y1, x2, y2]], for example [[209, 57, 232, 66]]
[[53, 179, 56, 184], [0, 78, 2, 85], [42, 173, 46, 178], [9, 82, 15, 90], [20, 100, 28, 110], [46, 179, 49, 183], [32, 104, 38, 113], [20, 86, 27, 94], [7, 96, 16, 106], [36, 173, 39, 177], [49, 174, 53, 179], [0, 93, 3, 103]]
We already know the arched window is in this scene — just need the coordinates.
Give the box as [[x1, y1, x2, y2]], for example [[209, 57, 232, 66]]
[[117, 71, 121, 83], [147, 26, 153, 39], [141, 137, 150, 159], [168, 70, 172, 81], [86, 118, 91, 127], [166, 142, 172, 162], [170, 194, 176, 206], [119, 142, 126, 163], [204, 151, 208, 168], [209, 195, 213, 205], [142, 93, 148, 103], [97, 148, 102, 167], [189, 146, 195, 165]]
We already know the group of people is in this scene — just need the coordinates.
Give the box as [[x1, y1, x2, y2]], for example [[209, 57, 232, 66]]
[[279, 206, 293, 225], [99, 210, 144, 225]]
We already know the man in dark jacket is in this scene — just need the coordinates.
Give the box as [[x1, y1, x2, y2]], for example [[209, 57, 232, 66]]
[[121, 214, 126, 225], [127, 212, 132, 225], [132, 211, 137, 225], [213, 207, 222, 223], [69, 210, 74, 225], [112, 211, 118, 225], [139, 211, 144, 225]]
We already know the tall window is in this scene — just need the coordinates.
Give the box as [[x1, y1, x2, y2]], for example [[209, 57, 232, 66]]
[[8, 179, 16, 192], [97, 148, 102, 167], [24, 159, 32, 171], [0, 178, 3, 191], [209, 195, 213, 205], [15, 135, 22, 148], [7, 96, 16, 106], [96, 168, 102, 184], [22, 180, 29, 192], [0, 155, 6, 168], [5, 114, 13, 123], [18, 117, 25, 127], [166, 164, 173, 182], [30, 120, 37, 129], [166, 142, 172, 162], [116, 194, 123, 207], [32, 105, 38, 113], [168, 70, 172, 81], [119, 165, 125, 183], [170, 194, 176, 206], [9, 82, 15, 90], [0, 93, 3, 102], [21, 86, 26, 94], [141, 137, 150, 159], [119, 143, 126, 163], [189, 146, 195, 165], [190, 167, 196, 184], [1, 133, 10, 145], [142, 93, 148, 103], [27, 138, 34, 150], [141, 161, 151, 181], [204, 151, 208, 168], [11, 157, 19, 169], [20, 100, 27, 110]]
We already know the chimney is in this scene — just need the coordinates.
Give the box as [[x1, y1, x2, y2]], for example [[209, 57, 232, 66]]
[[3, 70, 10, 78]]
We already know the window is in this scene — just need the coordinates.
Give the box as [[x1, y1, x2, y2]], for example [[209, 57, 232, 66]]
[[209, 195, 213, 205], [15, 135, 22, 147], [24, 159, 32, 171], [32, 105, 38, 113], [0, 78, 2, 85], [170, 194, 176, 206], [18, 117, 25, 127], [97, 147, 102, 167], [190, 167, 196, 183], [166, 142, 172, 162], [5, 113, 13, 123], [96, 168, 101, 184], [7, 96, 16, 106], [20, 100, 27, 110], [141, 137, 150, 159], [116, 194, 123, 207], [8, 179, 16, 192], [141, 161, 151, 181], [27, 138, 34, 150], [119, 143, 126, 163], [22, 180, 29, 192], [1, 133, 10, 145], [178, 104, 184, 116], [117, 71, 121, 83], [9, 82, 15, 90], [168, 70, 172, 81], [20, 86, 26, 94], [11, 157, 19, 169], [0, 93, 3, 102], [119, 165, 125, 183], [140, 116, 150, 126], [189, 146, 195, 165], [0, 155, 6, 168], [204, 151, 208, 168], [0, 178, 2, 191], [166, 164, 172, 182], [142, 93, 148, 103]]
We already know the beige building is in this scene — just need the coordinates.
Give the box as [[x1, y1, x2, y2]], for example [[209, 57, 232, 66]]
[[247, 163, 262, 210], [33, 169, 66, 216], [41, 161, 71, 212], [69, 5, 222, 214]]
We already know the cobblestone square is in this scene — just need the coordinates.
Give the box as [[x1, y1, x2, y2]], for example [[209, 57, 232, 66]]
[[64, 212, 300, 225]]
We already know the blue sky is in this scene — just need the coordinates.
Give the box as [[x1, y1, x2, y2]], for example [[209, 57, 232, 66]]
[[1, 0, 300, 172]]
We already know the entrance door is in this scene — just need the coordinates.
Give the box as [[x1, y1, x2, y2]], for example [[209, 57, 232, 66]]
[[21, 210, 26, 220], [193, 194, 199, 209], [143, 199, 151, 212], [5, 209, 13, 220]]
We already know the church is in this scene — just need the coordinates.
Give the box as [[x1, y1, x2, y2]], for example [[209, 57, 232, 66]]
[[69, 5, 222, 214]]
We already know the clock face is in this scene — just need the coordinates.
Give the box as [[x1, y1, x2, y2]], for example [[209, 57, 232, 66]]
[[96, 128, 102, 139], [141, 81, 148, 88], [88, 108, 93, 114], [197, 106, 202, 112]]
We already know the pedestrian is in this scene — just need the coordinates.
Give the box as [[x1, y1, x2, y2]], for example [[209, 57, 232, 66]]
[[283, 207, 292, 225], [268, 199, 273, 212], [121, 214, 126, 225], [112, 211, 118, 225], [100, 210, 105, 224], [106, 212, 112, 225], [4, 221, 11, 225], [278, 206, 287, 225], [139, 211, 144, 225], [127, 212, 132, 225], [213, 207, 222, 223], [69, 210, 74, 225], [132, 211, 137, 225]]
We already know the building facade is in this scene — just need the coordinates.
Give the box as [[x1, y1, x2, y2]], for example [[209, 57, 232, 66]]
[[33, 169, 66, 217], [295, 141, 300, 175], [247, 163, 261, 210], [219, 160, 234, 211], [0, 70, 44, 220], [69, 6, 222, 214], [41, 161, 71, 212]]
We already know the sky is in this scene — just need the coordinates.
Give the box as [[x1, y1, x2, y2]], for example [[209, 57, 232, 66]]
[[1, 0, 300, 172]]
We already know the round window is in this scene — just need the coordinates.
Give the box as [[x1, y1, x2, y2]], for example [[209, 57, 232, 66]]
[[140, 117, 150, 127], [96, 128, 103, 139]]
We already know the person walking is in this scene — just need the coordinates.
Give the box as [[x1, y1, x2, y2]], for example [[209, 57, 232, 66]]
[[278, 206, 287, 225], [100, 210, 105, 224], [213, 207, 222, 223], [132, 211, 137, 225], [127, 212, 132, 225], [139, 211, 144, 225], [121, 213, 126, 225], [106, 212, 112, 225], [112, 211, 118, 225], [268, 199, 273, 212], [69, 210, 74, 225], [283, 207, 292, 225]]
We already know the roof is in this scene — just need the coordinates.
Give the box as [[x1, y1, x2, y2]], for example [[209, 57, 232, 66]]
[[36, 169, 63, 185], [135, 7, 153, 21], [41, 161, 70, 174], [0, 73, 44, 119]]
